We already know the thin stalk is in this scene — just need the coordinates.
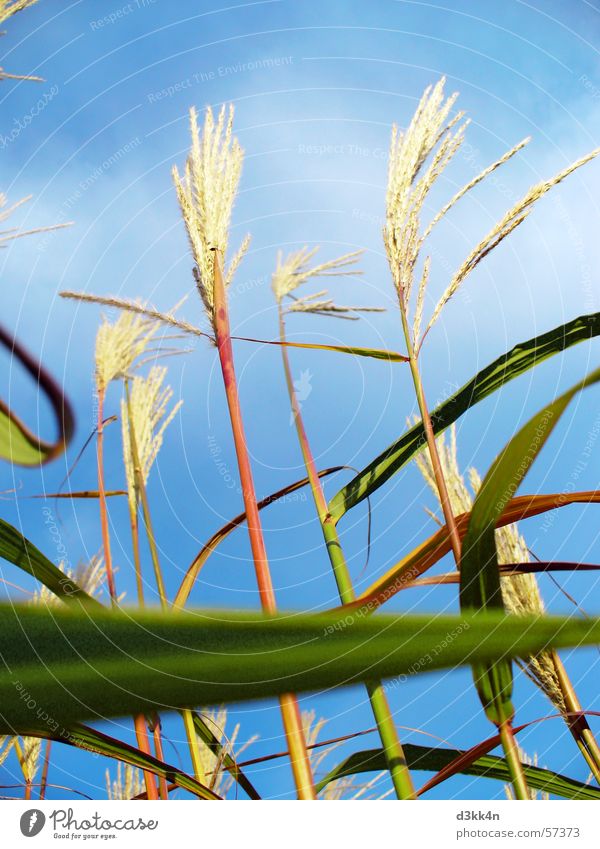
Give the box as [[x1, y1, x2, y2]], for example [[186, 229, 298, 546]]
[[278, 308, 416, 800], [212, 252, 316, 800], [124, 380, 167, 610], [499, 721, 529, 800], [39, 740, 51, 800], [552, 652, 600, 783], [398, 299, 530, 799], [133, 714, 159, 801], [182, 709, 207, 787], [151, 717, 170, 800], [96, 388, 117, 604], [128, 502, 145, 606], [13, 738, 33, 800]]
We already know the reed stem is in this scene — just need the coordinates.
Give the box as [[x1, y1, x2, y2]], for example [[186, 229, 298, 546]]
[[499, 721, 529, 800], [212, 253, 316, 799], [133, 714, 159, 800], [278, 308, 415, 799], [96, 388, 117, 604], [398, 302, 530, 799]]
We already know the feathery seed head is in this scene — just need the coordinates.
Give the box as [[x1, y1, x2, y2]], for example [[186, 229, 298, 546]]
[[121, 366, 182, 513], [95, 308, 158, 393], [172, 104, 248, 327], [415, 425, 565, 713], [384, 78, 465, 309], [272, 246, 371, 317], [386, 77, 599, 350], [0, 0, 37, 24], [106, 762, 144, 800]]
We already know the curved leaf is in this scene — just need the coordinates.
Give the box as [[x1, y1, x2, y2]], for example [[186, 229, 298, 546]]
[[0, 324, 74, 465], [1, 605, 600, 732], [34, 723, 220, 800], [460, 368, 600, 723], [329, 312, 600, 522], [315, 745, 599, 800], [0, 518, 100, 607], [232, 335, 409, 362], [173, 466, 345, 609], [354, 490, 600, 612]]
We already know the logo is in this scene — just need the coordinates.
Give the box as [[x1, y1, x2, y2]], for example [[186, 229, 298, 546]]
[[20, 810, 46, 837]]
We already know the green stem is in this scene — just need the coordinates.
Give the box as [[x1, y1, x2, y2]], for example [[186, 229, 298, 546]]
[[96, 387, 117, 604], [499, 721, 529, 800], [552, 652, 600, 783], [278, 307, 416, 800], [397, 300, 531, 800], [182, 709, 207, 788], [212, 253, 316, 800]]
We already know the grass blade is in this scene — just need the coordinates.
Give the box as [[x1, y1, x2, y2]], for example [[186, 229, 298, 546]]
[[0, 518, 101, 607], [315, 745, 599, 800], [329, 311, 600, 522], [2, 605, 600, 731]]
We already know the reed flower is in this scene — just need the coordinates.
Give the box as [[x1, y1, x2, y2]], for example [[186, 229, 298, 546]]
[[385, 78, 599, 349], [121, 366, 182, 513], [0, 736, 15, 767], [0, 0, 37, 23], [95, 309, 158, 393], [302, 710, 391, 800], [415, 425, 565, 711], [195, 707, 257, 798], [272, 247, 375, 318], [0, 193, 70, 244], [106, 762, 144, 800], [172, 105, 249, 327]]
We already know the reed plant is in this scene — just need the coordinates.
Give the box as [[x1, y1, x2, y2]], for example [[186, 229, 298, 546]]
[[2, 1, 600, 801]]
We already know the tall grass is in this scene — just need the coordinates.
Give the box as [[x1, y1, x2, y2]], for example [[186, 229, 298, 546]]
[[1, 1, 600, 802]]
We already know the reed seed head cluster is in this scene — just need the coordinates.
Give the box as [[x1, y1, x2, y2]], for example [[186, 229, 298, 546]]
[[272, 246, 375, 318], [172, 105, 249, 327], [94, 309, 158, 393], [0, 0, 37, 25], [415, 426, 565, 712], [385, 77, 599, 350], [121, 366, 182, 513]]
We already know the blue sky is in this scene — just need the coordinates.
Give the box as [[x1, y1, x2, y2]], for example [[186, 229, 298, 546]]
[[1, 0, 600, 800]]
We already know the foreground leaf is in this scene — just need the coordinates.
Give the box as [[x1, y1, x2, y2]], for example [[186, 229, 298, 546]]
[[460, 368, 600, 723], [0, 324, 74, 465], [1, 605, 600, 732], [329, 311, 600, 522]]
